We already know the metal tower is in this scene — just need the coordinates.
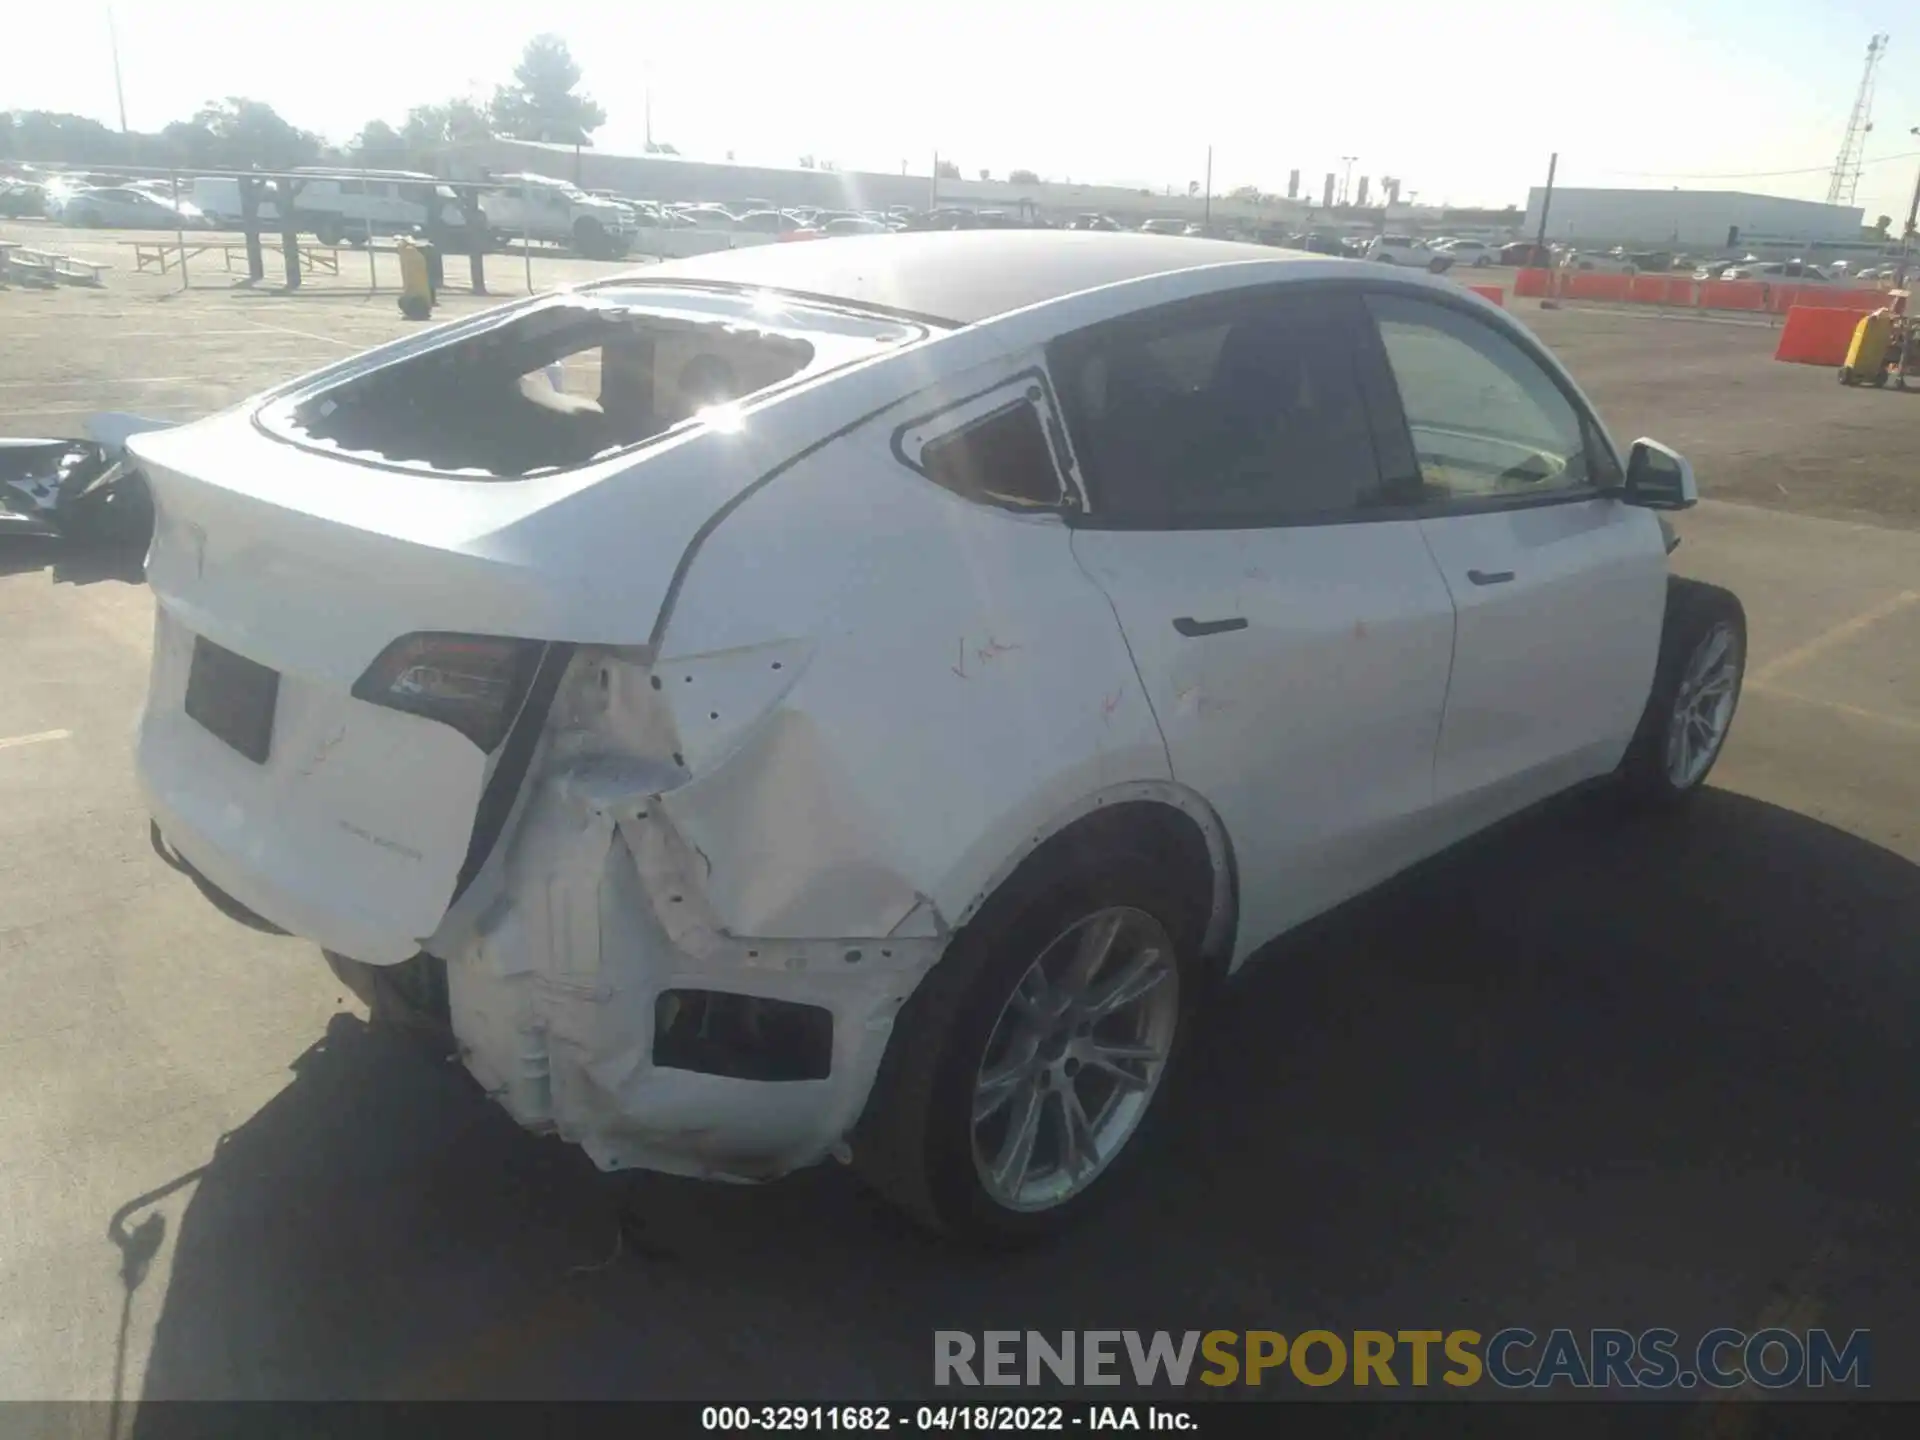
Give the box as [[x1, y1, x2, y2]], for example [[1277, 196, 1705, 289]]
[[1827, 33, 1889, 206]]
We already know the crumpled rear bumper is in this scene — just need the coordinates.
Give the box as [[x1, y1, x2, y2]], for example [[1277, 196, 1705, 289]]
[[436, 756, 947, 1182]]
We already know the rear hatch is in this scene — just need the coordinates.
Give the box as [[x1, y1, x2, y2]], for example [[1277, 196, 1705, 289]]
[[133, 286, 920, 962]]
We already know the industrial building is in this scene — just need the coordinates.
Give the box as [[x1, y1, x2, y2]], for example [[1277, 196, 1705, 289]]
[[1523, 187, 1868, 251]]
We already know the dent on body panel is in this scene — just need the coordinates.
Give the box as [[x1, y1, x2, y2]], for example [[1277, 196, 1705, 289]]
[[650, 397, 1170, 944]]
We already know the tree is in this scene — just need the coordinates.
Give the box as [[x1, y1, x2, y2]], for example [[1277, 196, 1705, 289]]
[[0, 112, 13, 160], [164, 98, 322, 169], [1872, 214, 1892, 237], [488, 34, 606, 145], [1228, 184, 1262, 202], [351, 119, 409, 167], [401, 98, 493, 151], [1009, 168, 1039, 185], [935, 159, 960, 179], [979, 168, 990, 181]]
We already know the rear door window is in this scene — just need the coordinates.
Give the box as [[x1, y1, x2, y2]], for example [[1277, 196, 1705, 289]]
[[1050, 287, 1386, 527]]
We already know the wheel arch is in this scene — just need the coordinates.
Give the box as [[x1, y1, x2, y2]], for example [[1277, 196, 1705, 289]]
[[938, 781, 1240, 982]]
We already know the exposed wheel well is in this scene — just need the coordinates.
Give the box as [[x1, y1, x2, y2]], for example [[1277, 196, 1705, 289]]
[[980, 798, 1236, 987]]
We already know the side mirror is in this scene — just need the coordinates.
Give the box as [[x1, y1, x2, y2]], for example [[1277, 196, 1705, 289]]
[[1623, 438, 1697, 510]]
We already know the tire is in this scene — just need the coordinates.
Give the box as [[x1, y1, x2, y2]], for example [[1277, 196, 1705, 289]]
[[325, 951, 452, 1039], [853, 842, 1207, 1246], [1617, 579, 1746, 808], [1474, 255, 1491, 268], [573, 217, 608, 259], [311, 217, 345, 247], [1839, 366, 1856, 386]]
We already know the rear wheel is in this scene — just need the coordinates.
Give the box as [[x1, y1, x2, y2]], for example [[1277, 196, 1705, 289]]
[[854, 846, 1205, 1245], [573, 216, 609, 259], [311, 216, 345, 246], [1617, 579, 1746, 807]]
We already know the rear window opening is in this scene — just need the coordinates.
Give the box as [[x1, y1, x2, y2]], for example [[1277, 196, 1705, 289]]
[[261, 289, 923, 478]]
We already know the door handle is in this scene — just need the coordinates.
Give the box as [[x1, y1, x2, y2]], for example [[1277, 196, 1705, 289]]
[[1172, 616, 1249, 638], [1466, 569, 1515, 586]]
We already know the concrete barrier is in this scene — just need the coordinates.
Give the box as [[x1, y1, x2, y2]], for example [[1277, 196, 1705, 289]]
[[1467, 284, 1505, 307], [1793, 287, 1892, 311], [1514, 267, 1553, 298], [1565, 271, 1634, 302], [1697, 280, 1768, 311], [1773, 305, 1872, 366]]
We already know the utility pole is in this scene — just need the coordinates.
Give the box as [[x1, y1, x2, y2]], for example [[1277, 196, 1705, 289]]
[[1203, 146, 1212, 228], [106, 4, 130, 135], [644, 88, 653, 150], [1534, 152, 1558, 256], [930, 151, 939, 211], [1339, 156, 1357, 207]]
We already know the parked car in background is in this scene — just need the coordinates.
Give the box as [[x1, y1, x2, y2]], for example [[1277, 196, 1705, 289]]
[[289, 170, 468, 246], [821, 216, 893, 236], [1140, 218, 1188, 235], [128, 231, 1743, 1243], [1069, 214, 1123, 231], [1721, 259, 1832, 283], [1366, 235, 1452, 272], [62, 187, 210, 230], [1436, 238, 1497, 267], [1499, 241, 1553, 266], [189, 177, 282, 228], [729, 210, 794, 236], [0, 178, 46, 217], [1558, 249, 1638, 274], [478, 175, 637, 259]]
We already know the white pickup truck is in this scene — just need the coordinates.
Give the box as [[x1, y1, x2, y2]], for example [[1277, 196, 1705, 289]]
[[477, 174, 637, 260]]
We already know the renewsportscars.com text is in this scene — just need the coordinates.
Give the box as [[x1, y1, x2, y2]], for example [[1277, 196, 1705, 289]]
[[934, 1329, 1871, 1390]]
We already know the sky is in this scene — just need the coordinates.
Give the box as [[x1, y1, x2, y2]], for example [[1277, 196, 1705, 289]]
[[7, 0, 1920, 222]]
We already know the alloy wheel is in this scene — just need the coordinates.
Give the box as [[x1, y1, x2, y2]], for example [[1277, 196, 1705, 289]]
[[971, 906, 1180, 1212], [1666, 621, 1741, 788]]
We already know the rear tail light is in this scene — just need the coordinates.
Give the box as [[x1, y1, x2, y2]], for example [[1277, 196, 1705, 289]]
[[351, 633, 546, 752]]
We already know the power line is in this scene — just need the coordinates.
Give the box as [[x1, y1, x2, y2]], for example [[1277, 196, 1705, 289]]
[[1597, 150, 1920, 182]]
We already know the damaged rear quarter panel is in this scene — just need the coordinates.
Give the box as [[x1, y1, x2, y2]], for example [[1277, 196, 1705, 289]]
[[652, 356, 1173, 941]]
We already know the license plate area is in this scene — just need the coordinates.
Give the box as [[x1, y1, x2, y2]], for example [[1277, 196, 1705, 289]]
[[184, 635, 280, 764]]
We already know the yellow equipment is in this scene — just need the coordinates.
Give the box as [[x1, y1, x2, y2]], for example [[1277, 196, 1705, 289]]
[[1839, 309, 1893, 386], [396, 237, 435, 321]]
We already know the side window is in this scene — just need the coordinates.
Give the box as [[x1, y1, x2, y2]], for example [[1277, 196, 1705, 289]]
[[895, 377, 1069, 511], [921, 405, 1060, 509], [1052, 291, 1384, 526], [1366, 292, 1598, 502]]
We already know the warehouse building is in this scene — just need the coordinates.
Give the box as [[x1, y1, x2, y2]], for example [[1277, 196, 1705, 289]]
[[1523, 188, 1867, 250]]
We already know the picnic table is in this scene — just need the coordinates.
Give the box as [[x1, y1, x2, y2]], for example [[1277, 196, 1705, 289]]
[[2, 240, 109, 286], [122, 238, 342, 276]]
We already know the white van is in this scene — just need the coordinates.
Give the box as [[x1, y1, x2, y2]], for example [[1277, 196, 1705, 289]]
[[290, 169, 467, 246], [188, 177, 282, 228]]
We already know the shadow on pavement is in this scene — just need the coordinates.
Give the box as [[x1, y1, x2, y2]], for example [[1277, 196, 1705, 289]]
[[0, 535, 146, 586], [127, 788, 1920, 1410]]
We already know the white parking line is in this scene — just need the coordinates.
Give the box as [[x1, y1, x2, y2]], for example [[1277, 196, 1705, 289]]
[[1749, 591, 1920, 687], [231, 318, 363, 348], [0, 729, 73, 751], [1749, 685, 1920, 737], [0, 377, 198, 390]]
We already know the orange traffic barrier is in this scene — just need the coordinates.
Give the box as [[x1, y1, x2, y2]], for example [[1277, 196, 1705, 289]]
[[1768, 285, 1805, 313], [1698, 280, 1768, 311], [1565, 271, 1633, 302], [1794, 287, 1892, 311], [1628, 275, 1668, 304], [1664, 277, 1697, 306], [1773, 306, 1872, 366], [1514, 267, 1552, 298], [1467, 284, 1505, 307]]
